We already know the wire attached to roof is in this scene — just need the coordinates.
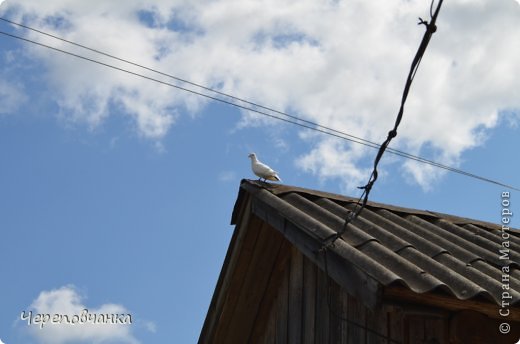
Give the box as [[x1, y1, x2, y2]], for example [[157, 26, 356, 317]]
[[316, 0, 444, 335], [321, 0, 445, 249]]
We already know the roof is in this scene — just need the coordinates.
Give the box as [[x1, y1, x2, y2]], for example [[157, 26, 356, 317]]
[[233, 179, 520, 307]]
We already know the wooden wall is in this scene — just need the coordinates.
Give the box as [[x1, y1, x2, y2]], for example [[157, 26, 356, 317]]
[[253, 246, 519, 344], [200, 218, 520, 344], [254, 246, 414, 344]]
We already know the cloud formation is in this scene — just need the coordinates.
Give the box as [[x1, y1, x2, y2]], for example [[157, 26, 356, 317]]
[[1, 0, 519, 190], [0, 79, 25, 114], [22, 285, 140, 344]]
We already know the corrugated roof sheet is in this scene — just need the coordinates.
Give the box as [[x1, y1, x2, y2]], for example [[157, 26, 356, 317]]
[[237, 179, 520, 306]]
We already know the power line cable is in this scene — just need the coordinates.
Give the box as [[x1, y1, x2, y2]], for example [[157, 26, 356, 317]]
[[0, 16, 516, 191], [322, 0, 445, 248], [0, 17, 503, 171], [0, 31, 391, 149], [0, 15, 518, 192], [319, 0, 442, 332], [0, 17, 411, 154]]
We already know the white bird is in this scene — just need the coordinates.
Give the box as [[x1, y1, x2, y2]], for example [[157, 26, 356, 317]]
[[248, 153, 282, 182]]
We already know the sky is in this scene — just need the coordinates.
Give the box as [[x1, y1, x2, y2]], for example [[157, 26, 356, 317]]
[[0, 0, 519, 343]]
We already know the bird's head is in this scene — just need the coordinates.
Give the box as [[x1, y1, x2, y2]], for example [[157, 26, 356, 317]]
[[248, 153, 257, 160]]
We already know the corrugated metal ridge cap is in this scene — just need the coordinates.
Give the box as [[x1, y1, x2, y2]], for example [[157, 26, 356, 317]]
[[240, 179, 517, 233]]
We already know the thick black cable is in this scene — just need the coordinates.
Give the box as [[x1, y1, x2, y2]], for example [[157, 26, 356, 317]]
[[323, 0, 445, 247], [319, 2, 446, 332]]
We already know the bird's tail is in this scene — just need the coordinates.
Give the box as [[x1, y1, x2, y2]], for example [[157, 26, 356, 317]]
[[267, 175, 282, 182]]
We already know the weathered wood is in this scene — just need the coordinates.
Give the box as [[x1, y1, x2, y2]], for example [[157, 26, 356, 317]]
[[251, 198, 382, 309], [302, 253, 317, 344], [222, 221, 284, 343], [347, 293, 366, 344], [250, 237, 292, 343], [260, 306, 276, 344], [276, 265, 289, 344], [449, 310, 520, 344], [384, 286, 520, 322], [288, 248, 304, 343], [423, 316, 448, 344], [404, 315, 424, 344], [365, 306, 388, 344], [386, 306, 404, 344], [315, 266, 329, 344], [315, 269, 330, 343], [328, 280, 343, 344], [340, 285, 349, 343], [201, 202, 261, 344]]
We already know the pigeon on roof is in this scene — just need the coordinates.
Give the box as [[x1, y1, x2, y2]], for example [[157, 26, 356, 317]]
[[248, 153, 282, 182]]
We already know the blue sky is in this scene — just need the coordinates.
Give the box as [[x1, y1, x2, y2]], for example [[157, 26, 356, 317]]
[[1, 0, 519, 343]]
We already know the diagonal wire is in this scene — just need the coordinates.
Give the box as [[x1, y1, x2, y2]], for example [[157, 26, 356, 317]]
[[318, 0, 444, 332], [322, 0, 446, 247], [0, 17, 408, 152], [0, 14, 518, 192]]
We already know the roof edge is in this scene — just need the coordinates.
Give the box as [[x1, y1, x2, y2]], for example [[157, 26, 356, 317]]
[[240, 179, 512, 232]]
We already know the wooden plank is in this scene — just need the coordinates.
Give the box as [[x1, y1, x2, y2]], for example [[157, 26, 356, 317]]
[[249, 238, 292, 343], [315, 266, 330, 344], [328, 279, 343, 344], [199, 198, 253, 343], [222, 221, 285, 343], [302, 255, 316, 344], [340, 286, 350, 343], [288, 248, 304, 344], [260, 306, 276, 344], [205, 207, 263, 343], [449, 310, 520, 344], [365, 305, 388, 344], [386, 306, 404, 344], [404, 315, 424, 344], [384, 286, 520, 322], [423, 316, 448, 344], [276, 265, 289, 344], [347, 293, 366, 343]]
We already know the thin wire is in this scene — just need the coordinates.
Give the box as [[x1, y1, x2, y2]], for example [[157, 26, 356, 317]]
[[0, 14, 518, 192], [0, 16, 382, 148], [0, 17, 431, 160], [0, 18, 509, 172]]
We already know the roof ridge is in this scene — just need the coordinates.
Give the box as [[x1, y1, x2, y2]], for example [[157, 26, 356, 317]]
[[241, 179, 515, 232]]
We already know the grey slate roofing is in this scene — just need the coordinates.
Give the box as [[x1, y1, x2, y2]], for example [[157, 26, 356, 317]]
[[235, 179, 520, 306]]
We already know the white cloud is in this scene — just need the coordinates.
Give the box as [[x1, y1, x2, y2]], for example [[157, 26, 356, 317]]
[[1, 0, 519, 190], [296, 137, 373, 192], [22, 285, 139, 344], [143, 321, 157, 334], [0, 79, 26, 114], [218, 170, 237, 182]]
